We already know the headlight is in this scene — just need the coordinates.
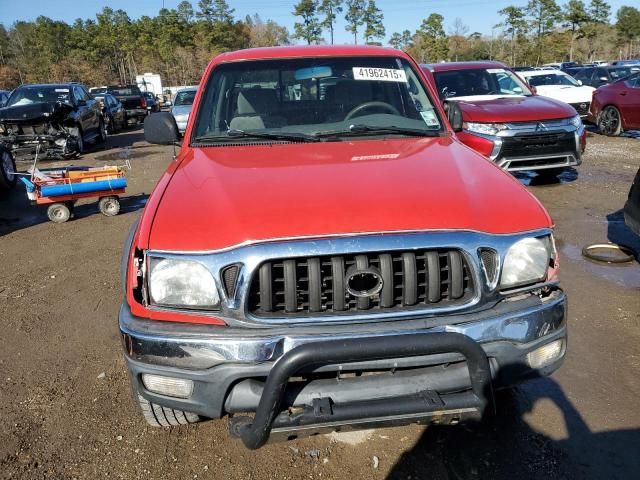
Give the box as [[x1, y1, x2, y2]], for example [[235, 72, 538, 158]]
[[567, 115, 582, 128], [500, 237, 552, 289], [148, 257, 220, 308], [463, 122, 507, 136]]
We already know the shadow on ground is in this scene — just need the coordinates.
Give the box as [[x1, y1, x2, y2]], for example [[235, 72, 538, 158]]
[[386, 377, 640, 480], [0, 191, 148, 237], [514, 167, 579, 187]]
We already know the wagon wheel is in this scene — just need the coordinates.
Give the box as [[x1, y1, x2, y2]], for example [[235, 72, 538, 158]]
[[47, 203, 71, 223], [98, 196, 120, 217]]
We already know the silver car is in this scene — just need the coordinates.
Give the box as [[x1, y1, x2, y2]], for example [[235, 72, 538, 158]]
[[171, 88, 197, 134]]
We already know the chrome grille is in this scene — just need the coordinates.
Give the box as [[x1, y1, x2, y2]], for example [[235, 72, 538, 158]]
[[248, 249, 475, 317]]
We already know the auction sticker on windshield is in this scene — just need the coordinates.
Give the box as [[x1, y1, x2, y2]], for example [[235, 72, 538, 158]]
[[353, 67, 407, 82]]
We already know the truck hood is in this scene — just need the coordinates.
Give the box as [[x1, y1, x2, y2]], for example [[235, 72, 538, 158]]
[[534, 86, 595, 104], [147, 137, 551, 251], [451, 95, 577, 123], [0, 101, 74, 125]]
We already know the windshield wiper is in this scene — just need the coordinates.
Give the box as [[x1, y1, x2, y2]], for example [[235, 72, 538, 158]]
[[314, 124, 441, 139], [193, 129, 320, 143]]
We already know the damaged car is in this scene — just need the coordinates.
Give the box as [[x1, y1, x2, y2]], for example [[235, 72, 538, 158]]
[[0, 83, 106, 159]]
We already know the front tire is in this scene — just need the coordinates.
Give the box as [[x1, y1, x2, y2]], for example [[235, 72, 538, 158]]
[[136, 394, 201, 427], [598, 106, 622, 136], [97, 117, 107, 144], [0, 147, 17, 193]]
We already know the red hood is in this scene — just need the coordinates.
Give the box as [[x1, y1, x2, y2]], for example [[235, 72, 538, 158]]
[[146, 138, 551, 251], [456, 95, 576, 123]]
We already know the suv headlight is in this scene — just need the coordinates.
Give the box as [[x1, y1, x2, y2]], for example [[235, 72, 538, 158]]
[[148, 257, 220, 308], [567, 115, 582, 128], [463, 122, 507, 136], [500, 237, 553, 289]]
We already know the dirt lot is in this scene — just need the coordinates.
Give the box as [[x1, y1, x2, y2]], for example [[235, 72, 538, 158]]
[[1, 128, 639, 480]]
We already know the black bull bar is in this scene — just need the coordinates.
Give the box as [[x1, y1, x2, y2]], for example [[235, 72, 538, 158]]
[[230, 332, 493, 449]]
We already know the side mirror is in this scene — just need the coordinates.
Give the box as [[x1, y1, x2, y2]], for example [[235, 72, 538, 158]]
[[77, 99, 87, 106], [144, 112, 179, 144], [600, 77, 608, 82], [529, 85, 538, 95], [447, 102, 464, 132], [577, 80, 583, 86]]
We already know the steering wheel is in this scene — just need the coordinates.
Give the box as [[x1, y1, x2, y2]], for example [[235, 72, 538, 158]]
[[344, 101, 401, 121]]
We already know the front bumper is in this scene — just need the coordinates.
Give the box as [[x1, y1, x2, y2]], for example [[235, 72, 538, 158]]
[[461, 120, 585, 172], [121, 289, 566, 442]]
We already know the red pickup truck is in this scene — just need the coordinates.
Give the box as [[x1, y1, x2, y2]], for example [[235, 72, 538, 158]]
[[421, 62, 587, 175], [121, 46, 566, 449]]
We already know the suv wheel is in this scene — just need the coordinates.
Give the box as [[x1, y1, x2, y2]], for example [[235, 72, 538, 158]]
[[97, 117, 107, 144], [0, 147, 17, 193], [136, 393, 201, 427]]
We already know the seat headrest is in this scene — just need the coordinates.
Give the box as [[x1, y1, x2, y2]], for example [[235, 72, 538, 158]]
[[237, 89, 278, 115]]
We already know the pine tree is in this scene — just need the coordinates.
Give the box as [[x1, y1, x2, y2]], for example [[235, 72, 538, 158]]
[[363, 0, 385, 44]]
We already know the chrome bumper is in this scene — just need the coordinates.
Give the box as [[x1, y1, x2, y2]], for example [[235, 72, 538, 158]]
[[477, 119, 584, 172], [120, 289, 566, 370]]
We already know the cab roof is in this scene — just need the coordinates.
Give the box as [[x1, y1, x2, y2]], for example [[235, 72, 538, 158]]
[[214, 45, 410, 63], [422, 61, 508, 72]]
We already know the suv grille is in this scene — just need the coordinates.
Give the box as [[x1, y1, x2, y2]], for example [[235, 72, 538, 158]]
[[500, 132, 576, 158], [248, 249, 475, 317], [570, 102, 590, 117]]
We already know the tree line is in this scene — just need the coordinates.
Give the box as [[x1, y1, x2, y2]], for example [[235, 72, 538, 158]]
[[0, 0, 639, 90], [0, 0, 289, 89], [294, 0, 640, 66]]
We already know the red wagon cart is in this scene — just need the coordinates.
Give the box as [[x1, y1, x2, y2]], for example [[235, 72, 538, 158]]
[[19, 146, 129, 223]]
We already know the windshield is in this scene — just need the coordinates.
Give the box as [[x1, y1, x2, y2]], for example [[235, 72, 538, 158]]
[[174, 90, 196, 106], [192, 56, 442, 142], [525, 73, 579, 87], [90, 87, 107, 94], [432, 68, 531, 99], [7, 86, 72, 107], [109, 86, 140, 96]]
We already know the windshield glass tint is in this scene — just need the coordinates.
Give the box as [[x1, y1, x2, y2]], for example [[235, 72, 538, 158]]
[[192, 56, 442, 140], [7, 86, 72, 106], [526, 73, 579, 87], [174, 90, 196, 106], [433, 68, 531, 99]]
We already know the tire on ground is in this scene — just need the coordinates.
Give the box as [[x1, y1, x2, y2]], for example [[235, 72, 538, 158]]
[[136, 393, 201, 427], [0, 146, 17, 192]]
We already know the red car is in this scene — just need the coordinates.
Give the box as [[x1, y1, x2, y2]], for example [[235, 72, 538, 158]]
[[589, 72, 640, 136], [421, 62, 587, 175], [122, 46, 567, 449]]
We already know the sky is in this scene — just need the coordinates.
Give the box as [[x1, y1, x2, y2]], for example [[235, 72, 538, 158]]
[[0, 0, 630, 44]]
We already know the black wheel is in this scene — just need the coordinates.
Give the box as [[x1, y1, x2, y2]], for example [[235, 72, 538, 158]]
[[598, 106, 622, 136], [106, 116, 115, 134], [96, 117, 107, 144], [47, 203, 71, 223], [0, 146, 17, 192], [98, 196, 120, 216], [136, 393, 201, 427], [68, 126, 84, 157]]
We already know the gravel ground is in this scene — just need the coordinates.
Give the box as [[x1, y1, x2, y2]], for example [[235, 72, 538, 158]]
[[0, 127, 639, 480]]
